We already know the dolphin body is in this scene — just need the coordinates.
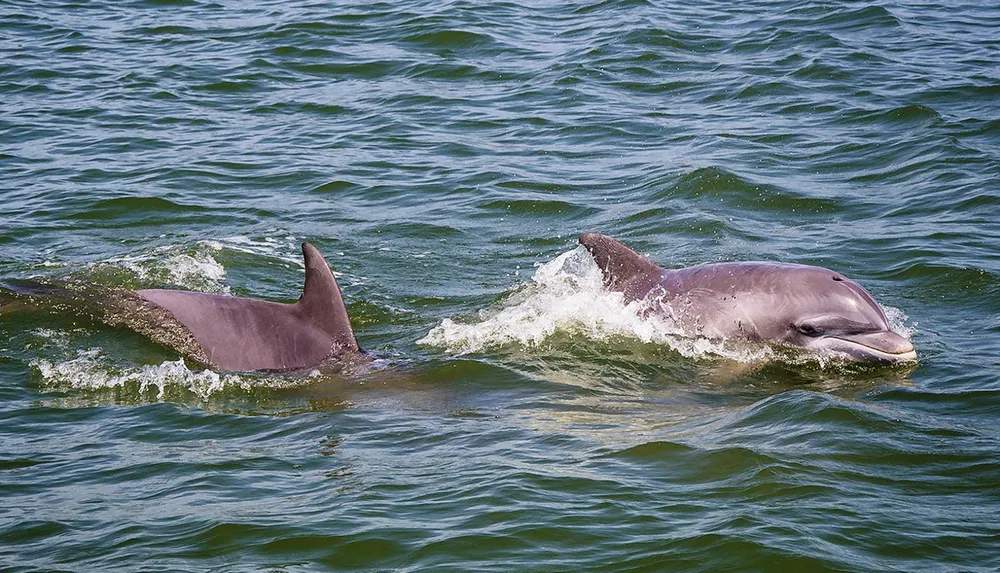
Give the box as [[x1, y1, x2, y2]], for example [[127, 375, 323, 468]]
[[578, 233, 916, 362], [1, 243, 366, 373], [131, 242, 364, 372]]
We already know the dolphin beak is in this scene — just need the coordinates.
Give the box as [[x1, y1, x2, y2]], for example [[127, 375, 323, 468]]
[[826, 330, 917, 363]]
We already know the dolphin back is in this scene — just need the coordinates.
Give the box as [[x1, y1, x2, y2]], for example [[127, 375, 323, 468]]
[[136, 242, 360, 372]]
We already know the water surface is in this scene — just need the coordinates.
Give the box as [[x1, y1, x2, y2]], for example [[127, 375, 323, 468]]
[[2, 1, 1000, 571]]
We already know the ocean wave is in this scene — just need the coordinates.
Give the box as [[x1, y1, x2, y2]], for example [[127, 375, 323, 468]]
[[26, 234, 312, 294], [83, 242, 231, 293]]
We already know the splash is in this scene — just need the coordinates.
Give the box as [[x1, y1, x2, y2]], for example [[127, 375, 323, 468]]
[[30, 348, 306, 401], [114, 246, 228, 292], [418, 247, 775, 363], [883, 305, 915, 340], [34, 232, 303, 294], [62, 243, 231, 294]]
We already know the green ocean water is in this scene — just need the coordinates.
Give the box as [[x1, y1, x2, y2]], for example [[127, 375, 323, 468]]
[[2, 0, 999, 571]]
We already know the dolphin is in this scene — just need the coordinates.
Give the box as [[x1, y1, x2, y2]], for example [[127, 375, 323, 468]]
[[2, 243, 366, 373], [578, 233, 916, 362], [131, 242, 364, 372]]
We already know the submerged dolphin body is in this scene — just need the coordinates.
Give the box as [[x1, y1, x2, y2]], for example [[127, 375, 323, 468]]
[[0, 243, 365, 373], [578, 233, 916, 362], [132, 243, 364, 372]]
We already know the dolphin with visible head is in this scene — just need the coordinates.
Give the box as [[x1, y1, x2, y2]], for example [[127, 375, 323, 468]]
[[579, 233, 916, 362], [2, 243, 366, 373]]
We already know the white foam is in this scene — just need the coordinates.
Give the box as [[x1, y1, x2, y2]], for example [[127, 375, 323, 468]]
[[102, 244, 230, 293], [30, 348, 302, 400], [418, 246, 773, 363], [29, 232, 308, 295], [201, 232, 301, 267], [28, 328, 73, 345], [883, 305, 915, 340]]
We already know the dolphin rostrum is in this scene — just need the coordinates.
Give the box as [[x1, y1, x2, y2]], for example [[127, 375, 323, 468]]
[[579, 233, 916, 362]]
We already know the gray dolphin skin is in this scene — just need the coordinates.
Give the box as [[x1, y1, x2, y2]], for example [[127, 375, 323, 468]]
[[134, 242, 364, 372], [579, 233, 916, 362]]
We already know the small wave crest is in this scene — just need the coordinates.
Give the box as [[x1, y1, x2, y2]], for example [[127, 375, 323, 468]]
[[36, 242, 229, 293], [104, 244, 229, 293], [418, 247, 774, 363], [200, 232, 303, 267], [30, 348, 303, 401], [35, 232, 304, 294]]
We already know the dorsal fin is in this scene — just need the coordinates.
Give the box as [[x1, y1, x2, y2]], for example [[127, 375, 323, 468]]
[[579, 233, 664, 294], [297, 242, 359, 351]]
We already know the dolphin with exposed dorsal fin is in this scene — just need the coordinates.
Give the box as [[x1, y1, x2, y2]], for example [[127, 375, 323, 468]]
[[132, 242, 365, 372], [578, 233, 916, 362], [1, 243, 366, 373]]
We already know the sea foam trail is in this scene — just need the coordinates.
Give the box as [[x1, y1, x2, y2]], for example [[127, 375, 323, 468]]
[[30, 349, 265, 400], [420, 246, 913, 364]]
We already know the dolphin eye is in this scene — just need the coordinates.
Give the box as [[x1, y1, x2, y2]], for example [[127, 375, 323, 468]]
[[797, 323, 821, 337]]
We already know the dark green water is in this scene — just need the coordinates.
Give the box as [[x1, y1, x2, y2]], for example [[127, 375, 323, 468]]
[[2, 0, 999, 571]]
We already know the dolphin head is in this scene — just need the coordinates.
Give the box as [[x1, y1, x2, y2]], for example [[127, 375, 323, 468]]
[[772, 269, 916, 363]]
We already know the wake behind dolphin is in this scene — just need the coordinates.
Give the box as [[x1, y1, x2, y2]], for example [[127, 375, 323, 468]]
[[578, 233, 916, 363]]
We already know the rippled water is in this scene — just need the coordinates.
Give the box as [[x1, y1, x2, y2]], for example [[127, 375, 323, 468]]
[[3, 0, 1000, 571]]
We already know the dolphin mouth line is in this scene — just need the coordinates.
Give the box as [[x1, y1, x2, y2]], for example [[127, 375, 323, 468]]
[[827, 336, 917, 362]]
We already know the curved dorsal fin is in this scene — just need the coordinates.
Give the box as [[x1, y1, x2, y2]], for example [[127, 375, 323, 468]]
[[297, 242, 359, 351], [579, 233, 664, 299]]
